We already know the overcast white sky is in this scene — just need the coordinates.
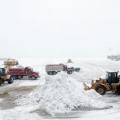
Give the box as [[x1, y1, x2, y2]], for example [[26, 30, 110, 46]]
[[0, 0, 120, 58]]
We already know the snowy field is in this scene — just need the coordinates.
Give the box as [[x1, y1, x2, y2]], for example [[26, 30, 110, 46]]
[[0, 58, 120, 120]]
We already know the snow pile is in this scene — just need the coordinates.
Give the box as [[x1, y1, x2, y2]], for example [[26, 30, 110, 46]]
[[15, 72, 110, 116]]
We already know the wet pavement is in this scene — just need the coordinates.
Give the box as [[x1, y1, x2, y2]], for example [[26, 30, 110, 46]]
[[0, 86, 36, 110]]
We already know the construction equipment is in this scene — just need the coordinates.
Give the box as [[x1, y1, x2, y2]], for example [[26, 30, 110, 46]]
[[8, 67, 40, 80], [84, 72, 120, 95], [4, 59, 39, 80], [46, 64, 80, 75], [0, 68, 14, 85], [46, 64, 66, 75], [0, 58, 18, 85]]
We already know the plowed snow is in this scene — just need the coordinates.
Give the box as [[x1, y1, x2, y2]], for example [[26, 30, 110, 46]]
[[15, 72, 110, 116]]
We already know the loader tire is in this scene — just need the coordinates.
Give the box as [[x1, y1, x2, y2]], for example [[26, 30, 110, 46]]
[[116, 86, 120, 95], [95, 85, 106, 95]]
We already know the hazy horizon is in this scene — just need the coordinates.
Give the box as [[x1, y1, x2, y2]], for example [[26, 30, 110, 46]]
[[0, 0, 120, 58]]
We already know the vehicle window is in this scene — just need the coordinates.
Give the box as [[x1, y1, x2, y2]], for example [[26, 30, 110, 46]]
[[0, 69, 2, 74]]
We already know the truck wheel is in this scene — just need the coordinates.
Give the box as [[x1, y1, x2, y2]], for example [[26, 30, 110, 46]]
[[53, 71, 57, 75], [67, 71, 73, 74], [47, 71, 56, 75], [47, 71, 52, 75], [95, 85, 106, 95], [8, 77, 14, 84]]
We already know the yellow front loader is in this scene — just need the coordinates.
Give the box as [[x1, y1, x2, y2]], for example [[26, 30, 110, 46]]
[[84, 72, 120, 95]]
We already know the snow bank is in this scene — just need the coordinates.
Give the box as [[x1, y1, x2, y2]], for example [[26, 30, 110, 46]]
[[15, 72, 110, 116]]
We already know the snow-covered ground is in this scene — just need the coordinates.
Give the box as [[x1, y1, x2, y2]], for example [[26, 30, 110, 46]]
[[0, 58, 120, 120]]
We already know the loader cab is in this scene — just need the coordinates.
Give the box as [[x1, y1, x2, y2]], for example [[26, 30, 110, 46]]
[[0, 68, 6, 76], [106, 72, 119, 84]]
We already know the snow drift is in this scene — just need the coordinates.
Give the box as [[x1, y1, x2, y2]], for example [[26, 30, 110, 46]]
[[15, 72, 111, 116]]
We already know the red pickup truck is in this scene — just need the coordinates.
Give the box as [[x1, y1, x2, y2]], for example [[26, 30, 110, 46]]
[[8, 67, 40, 80]]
